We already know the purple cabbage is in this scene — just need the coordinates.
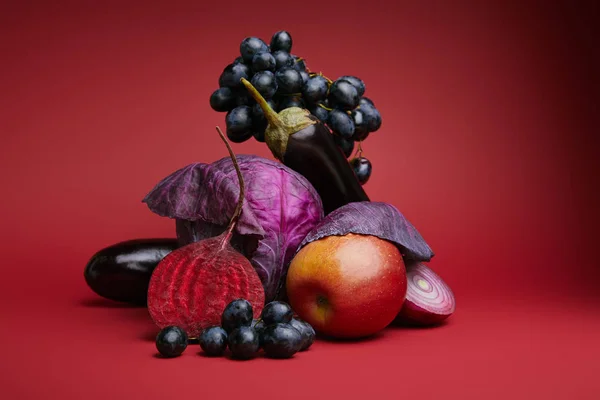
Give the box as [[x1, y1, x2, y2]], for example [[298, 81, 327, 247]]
[[142, 155, 324, 302], [298, 202, 434, 261]]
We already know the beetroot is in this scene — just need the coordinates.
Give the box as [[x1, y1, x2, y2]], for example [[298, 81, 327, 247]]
[[147, 127, 265, 337], [395, 262, 455, 326]]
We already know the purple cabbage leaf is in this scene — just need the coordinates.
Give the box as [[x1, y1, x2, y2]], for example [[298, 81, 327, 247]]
[[298, 201, 434, 262], [142, 155, 324, 302]]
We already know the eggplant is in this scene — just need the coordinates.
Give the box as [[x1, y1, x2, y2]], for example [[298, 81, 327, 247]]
[[242, 78, 369, 214], [84, 238, 179, 306]]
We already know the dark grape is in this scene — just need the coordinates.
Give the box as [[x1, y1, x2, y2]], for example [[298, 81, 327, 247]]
[[360, 103, 382, 132], [240, 37, 268, 63], [350, 109, 370, 141], [225, 106, 253, 143], [279, 95, 304, 110], [221, 299, 254, 333], [291, 55, 306, 71], [360, 97, 374, 107], [333, 134, 355, 158], [253, 130, 266, 143], [368, 110, 382, 132], [309, 104, 330, 122], [272, 50, 294, 70], [299, 70, 310, 85], [328, 80, 359, 110], [270, 31, 293, 53], [155, 326, 188, 358], [328, 109, 355, 139], [261, 323, 302, 359], [302, 76, 328, 104], [250, 71, 278, 99], [353, 130, 370, 141], [209, 87, 236, 112], [289, 318, 315, 351], [252, 119, 267, 140], [252, 52, 276, 72], [339, 75, 366, 97], [260, 301, 293, 325], [350, 157, 372, 185], [275, 68, 303, 94], [233, 56, 245, 65], [234, 92, 253, 107], [252, 108, 269, 127], [219, 63, 251, 90], [199, 326, 228, 357], [228, 326, 260, 360]]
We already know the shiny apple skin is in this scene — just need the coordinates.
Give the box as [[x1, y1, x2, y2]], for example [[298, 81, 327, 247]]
[[286, 233, 407, 338]]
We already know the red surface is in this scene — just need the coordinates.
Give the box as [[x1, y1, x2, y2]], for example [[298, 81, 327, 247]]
[[1, 1, 599, 399]]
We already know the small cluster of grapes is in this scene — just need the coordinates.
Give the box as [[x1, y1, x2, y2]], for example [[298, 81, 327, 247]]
[[155, 299, 315, 360], [209, 31, 381, 185]]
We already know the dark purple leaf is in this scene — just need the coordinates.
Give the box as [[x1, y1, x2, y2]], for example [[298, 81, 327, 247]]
[[298, 201, 434, 261], [142, 159, 264, 237], [143, 155, 324, 302]]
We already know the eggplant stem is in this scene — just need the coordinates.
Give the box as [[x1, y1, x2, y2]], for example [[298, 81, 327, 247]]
[[216, 126, 245, 247], [240, 78, 284, 129]]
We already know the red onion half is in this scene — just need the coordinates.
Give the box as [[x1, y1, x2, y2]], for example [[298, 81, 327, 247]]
[[396, 262, 455, 325]]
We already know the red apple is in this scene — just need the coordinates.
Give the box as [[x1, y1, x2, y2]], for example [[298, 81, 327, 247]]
[[286, 233, 407, 338]]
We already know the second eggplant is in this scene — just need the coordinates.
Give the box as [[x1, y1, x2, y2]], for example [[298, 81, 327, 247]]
[[84, 238, 179, 306], [242, 78, 369, 214]]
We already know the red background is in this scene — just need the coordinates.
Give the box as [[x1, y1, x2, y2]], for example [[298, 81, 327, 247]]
[[1, 0, 599, 398]]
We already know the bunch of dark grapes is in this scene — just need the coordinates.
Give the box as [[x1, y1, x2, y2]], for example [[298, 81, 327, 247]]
[[155, 299, 315, 360], [209, 30, 381, 184]]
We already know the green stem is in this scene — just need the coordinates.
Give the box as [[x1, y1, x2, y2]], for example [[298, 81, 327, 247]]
[[240, 78, 283, 129]]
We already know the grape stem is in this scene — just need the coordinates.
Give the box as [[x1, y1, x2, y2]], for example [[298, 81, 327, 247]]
[[216, 126, 245, 248], [356, 141, 364, 158], [306, 67, 334, 85]]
